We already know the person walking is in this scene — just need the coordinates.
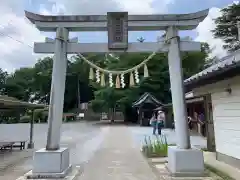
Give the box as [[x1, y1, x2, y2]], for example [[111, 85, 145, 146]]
[[157, 110, 165, 135], [150, 111, 158, 135]]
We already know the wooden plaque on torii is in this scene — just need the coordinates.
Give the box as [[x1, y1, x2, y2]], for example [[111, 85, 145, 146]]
[[107, 12, 128, 50]]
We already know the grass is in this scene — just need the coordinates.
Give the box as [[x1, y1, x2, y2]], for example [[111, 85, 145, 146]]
[[205, 164, 235, 180], [142, 135, 170, 158]]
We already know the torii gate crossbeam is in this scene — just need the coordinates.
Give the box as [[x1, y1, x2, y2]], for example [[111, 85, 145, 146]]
[[34, 41, 201, 53]]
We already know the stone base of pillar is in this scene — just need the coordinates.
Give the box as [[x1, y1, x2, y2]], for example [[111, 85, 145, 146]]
[[167, 146, 206, 177], [27, 142, 34, 149], [26, 147, 71, 179]]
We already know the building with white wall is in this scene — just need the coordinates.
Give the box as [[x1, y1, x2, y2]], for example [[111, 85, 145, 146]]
[[184, 49, 240, 168]]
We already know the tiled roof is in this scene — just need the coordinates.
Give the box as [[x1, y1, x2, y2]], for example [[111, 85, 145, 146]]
[[184, 49, 240, 84], [132, 92, 162, 107]]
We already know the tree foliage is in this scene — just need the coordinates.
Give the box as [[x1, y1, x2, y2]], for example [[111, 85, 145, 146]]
[[90, 42, 209, 115], [213, 2, 240, 52], [0, 40, 209, 123]]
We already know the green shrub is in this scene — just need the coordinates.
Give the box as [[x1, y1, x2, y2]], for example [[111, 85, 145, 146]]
[[142, 135, 169, 158]]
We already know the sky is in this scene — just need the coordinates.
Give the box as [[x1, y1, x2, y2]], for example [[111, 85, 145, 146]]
[[0, 0, 237, 72]]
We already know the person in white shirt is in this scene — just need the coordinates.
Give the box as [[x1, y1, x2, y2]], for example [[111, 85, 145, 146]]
[[150, 112, 157, 135], [157, 110, 165, 135]]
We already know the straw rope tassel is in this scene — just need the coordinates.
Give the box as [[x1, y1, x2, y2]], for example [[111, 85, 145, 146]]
[[89, 67, 94, 80], [115, 75, 120, 88], [144, 64, 149, 78], [100, 73, 106, 87], [129, 72, 135, 86]]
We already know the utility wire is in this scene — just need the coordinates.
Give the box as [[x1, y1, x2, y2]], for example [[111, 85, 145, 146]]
[[0, 31, 33, 48], [0, 20, 239, 51], [0, 21, 34, 49]]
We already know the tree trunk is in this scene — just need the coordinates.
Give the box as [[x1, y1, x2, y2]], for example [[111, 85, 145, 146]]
[[110, 107, 115, 123], [113, 106, 116, 120]]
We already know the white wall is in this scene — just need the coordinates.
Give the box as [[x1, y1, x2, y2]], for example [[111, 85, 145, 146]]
[[192, 76, 240, 159], [192, 76, 240, 97], [212, 85, 240, 159]]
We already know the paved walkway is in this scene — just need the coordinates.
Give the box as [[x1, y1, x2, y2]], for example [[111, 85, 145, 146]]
[[130, 127, 207, 149], [77, 126, 158, 180], [0, 122, 104, 180], [0, 150, 32, 172], [0, 150, 33, 180]]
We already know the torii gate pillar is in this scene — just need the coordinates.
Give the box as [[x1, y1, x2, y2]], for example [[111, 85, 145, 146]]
[[26, 28, 72, 179], [46, 27, 68, 151], [166, 26, 204, 176]]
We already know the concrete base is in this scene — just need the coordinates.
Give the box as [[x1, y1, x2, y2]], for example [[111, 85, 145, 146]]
[[26, 147, 71, 179], [167, 146, 205, 177], [22, 166, 81, 180]]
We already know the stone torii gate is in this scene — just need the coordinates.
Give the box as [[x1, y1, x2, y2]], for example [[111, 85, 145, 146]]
[[25, 9, 209, 178]]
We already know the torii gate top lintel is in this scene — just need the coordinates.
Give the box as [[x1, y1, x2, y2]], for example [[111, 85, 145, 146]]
[[25, 9, 209, 32]]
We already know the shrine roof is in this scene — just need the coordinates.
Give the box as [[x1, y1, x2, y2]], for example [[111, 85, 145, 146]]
[[132, 92, 163, 107], [184, 49, 240, 91]]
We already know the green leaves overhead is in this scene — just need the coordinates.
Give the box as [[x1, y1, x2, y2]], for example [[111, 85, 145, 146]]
[[90, 45, 208, 113], [0, 41, 209, 115], [213, 2, 240, 52]]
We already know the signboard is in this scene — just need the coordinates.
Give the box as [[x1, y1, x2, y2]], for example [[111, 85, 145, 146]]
[[107, 12, 128, 50]]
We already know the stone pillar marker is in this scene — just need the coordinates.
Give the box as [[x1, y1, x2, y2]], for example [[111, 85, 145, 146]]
[[166, 26, 205, 176], [26, 27, 72, 179]]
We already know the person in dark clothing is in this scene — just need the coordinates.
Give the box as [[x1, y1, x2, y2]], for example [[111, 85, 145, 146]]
[[198, 113, 206, 136]]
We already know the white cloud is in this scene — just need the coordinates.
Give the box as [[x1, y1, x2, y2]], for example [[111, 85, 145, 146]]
[[195, 7, 227, 58], [111, 0, 159, 14], [1, 0, 175, 72], [2, 0, 232, 73], [0, 1, 46, 73], [45, 0, 163, 15], [233, 1, 239, 5], [39, 1, 66, 15]]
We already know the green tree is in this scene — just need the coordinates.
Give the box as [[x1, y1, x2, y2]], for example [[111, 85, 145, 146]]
[[213, 2, 240, 52], [89, 42, 209, 118], [91, 87, 125, 121], [0, 69, 8, 94], [3, 68, 34, 101], [2, 39, 209, 122], [31, 57, 53, 103]]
